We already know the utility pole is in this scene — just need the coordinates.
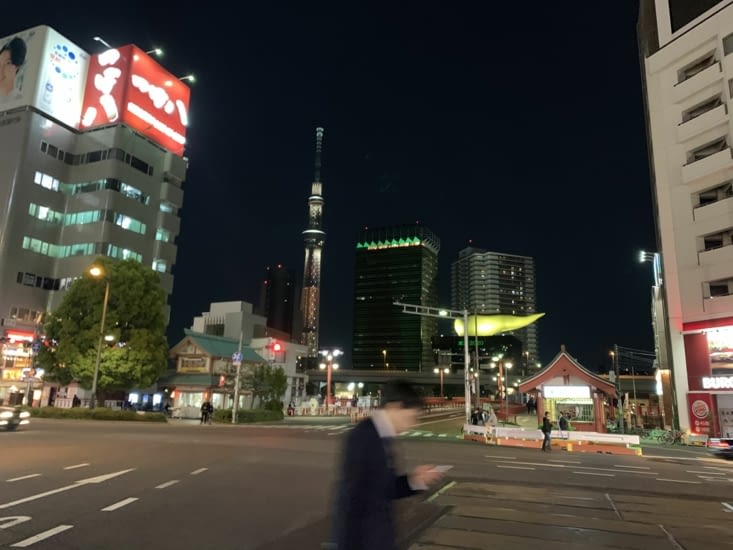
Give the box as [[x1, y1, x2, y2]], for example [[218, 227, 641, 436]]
[[231, 303, 245, 424]]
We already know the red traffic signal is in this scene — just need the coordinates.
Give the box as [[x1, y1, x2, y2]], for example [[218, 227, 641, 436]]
[[272, 341, 282, 352]]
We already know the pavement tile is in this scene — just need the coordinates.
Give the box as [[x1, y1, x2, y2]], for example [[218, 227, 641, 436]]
[[438, 494, 620, 521]]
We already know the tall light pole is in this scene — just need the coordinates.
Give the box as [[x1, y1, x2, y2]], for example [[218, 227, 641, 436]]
[[473, 312, 480, 408], [88, 265, 110, 409], [434, 367, 449, 398], [610, 347, 622, 433], [319, 349, 341, 406], [382, 349, 387, 369], [394, 302, 472, 423]]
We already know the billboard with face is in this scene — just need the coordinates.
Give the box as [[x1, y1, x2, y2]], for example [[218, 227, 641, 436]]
[[0, 26, 88, 128], [81, 45, 190, 156]]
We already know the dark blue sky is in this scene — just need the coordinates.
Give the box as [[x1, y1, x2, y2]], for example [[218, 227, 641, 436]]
[[7, 1, 655, 371]]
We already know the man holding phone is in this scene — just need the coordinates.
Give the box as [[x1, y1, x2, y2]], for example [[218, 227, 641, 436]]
[[329, 379, 445, 550]]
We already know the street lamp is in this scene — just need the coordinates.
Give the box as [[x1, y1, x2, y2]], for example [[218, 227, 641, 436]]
[[88, 264, 110, 409], [146, 48, 163, 57], [382, 349, 387, 369], [178, 74, 196, 83], [433, 367, 449, 398], [319, 349, 341, 406], [93, 36, 112, 49], [395, 302, 472, 423]]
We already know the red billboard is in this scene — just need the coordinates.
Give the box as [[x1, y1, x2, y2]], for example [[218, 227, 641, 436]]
[[80, 45, 190, 156]]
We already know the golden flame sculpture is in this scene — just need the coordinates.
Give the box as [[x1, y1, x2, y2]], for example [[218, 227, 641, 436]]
[[454, 313, 545, 337]]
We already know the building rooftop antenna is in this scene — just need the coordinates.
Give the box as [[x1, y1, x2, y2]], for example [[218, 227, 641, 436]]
[[314, 127, 324, 183]]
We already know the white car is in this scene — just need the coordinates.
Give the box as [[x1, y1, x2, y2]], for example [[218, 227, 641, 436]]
[[0, 406, 30, 431]]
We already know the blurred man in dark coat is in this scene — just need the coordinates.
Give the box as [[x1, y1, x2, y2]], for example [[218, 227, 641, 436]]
[[329, 380, 444, 550]]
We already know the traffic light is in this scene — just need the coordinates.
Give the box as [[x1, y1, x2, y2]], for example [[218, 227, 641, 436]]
[[272, 341, 282, 352]]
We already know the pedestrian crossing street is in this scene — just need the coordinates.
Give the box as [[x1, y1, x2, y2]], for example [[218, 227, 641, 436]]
[[252, 423, 460, 439]]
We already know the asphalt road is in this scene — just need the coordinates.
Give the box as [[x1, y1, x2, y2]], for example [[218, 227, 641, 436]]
[[1, 418, 732, 550]]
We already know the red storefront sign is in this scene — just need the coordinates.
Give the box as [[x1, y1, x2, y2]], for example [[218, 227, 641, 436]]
[[687, 392, 714, 435]]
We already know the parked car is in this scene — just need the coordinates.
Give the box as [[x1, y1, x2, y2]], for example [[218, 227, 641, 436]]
[[708, 437, 733, 459], [0, 406, 30, 431]]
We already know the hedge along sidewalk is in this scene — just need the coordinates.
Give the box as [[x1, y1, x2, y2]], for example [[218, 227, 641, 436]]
[[25, 407, 167, 422], [212, 409, 284, 424]]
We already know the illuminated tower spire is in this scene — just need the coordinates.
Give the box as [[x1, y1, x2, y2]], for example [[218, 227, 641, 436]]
[[300, 127, 325, 357]]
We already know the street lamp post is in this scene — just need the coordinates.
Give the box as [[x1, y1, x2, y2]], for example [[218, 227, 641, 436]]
[[394, 302, 472, 423], [88, 265, 110, 409], [382, 349, 387, 370], [434, 367, 449, 398], [610, 347, 622, 433], [319, 349, 341, 407]]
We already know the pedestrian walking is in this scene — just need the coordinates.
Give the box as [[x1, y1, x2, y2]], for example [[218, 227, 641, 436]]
[[541, 411, 553, 451], [200, 401, 213, 425], [328, 380, 444, 550]]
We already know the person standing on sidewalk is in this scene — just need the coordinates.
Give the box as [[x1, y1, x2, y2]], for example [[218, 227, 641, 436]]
[[541, 411, 553, 451], [558, 412, 569, 439], [328, 380, 444, 550]]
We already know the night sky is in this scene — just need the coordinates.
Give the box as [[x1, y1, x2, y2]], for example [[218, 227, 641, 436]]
[[6, 1, 655, 372]]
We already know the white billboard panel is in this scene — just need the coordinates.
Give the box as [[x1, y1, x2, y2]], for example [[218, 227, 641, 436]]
[[34, 27, 89, 127], [0, 26, 89, 128], [0, 26, 44, 112]]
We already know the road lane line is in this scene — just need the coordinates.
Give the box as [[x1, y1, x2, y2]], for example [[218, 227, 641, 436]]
[[155, 480, 180, 489], [101, 497, 138, 512], [0, 469, 135, 510], [613, 470, 658, 475], [484, 456, 516, 460], [493, 460, 564, 468], [614, 465, 650, 470], [605, 493, 622, 520], [722, 502, 733, 512], [658, 524, 685, 550], [571, 466, 620, 473], [190, 468, 208, 476], [10, 525, 73, 547], [426, 481, 456, 502], [573, 472, 614, 477], [63, 463, 89, 470], [687, 470, 725, 475], [6, 474, 41, 483], [497, 465, 535, 470], [549, 459, 581, 464], [656, 478, 701, 484], [558, 496, 595, 500]]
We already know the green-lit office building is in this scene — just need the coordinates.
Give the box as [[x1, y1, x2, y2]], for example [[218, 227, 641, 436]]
[[352, 225, 440, 371]]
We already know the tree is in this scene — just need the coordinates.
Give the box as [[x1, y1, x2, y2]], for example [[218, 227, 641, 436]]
[[37, 257, 168, 402], [247, 364, 288, 409]]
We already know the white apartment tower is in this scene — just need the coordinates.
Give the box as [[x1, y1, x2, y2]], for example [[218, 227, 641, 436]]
[[451, 247, 538, 363], [639, 0, 733, 436], [0, 26, 189, 403]]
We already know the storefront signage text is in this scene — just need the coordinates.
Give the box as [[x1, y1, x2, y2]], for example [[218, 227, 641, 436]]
[[543, 385, 591, 399], [702, 376, 733, 389]]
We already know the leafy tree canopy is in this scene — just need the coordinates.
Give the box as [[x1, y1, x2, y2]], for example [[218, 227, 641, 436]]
[[37, 257, 168, 395]]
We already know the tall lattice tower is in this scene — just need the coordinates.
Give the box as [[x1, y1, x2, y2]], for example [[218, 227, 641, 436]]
[[300, 127, 325, 358]]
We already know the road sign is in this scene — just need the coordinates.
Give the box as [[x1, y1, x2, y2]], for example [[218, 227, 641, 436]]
[[31, 342, 41, 353], [232, 352, 242, 366]]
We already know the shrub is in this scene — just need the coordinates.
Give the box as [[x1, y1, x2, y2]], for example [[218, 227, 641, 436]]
[[263, 400, 284, 412], [212, 408, 284, 423], [27, 407, 166, 422]]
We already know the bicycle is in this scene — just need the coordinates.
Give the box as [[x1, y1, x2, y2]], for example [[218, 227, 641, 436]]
[[657, 429, 683, 444]]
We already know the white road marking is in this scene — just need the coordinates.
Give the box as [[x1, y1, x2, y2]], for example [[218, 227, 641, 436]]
[[409, 432, 423, 437], [484, 455, 516, 460], [573, 471, 614, 477], [0, 469, 135, 510], [614, 465, 649, 470], [0, 516, 31, 529], [687, 470, 725, 475], [722, 502, 733, 512], [614, 470, 658, 475], [571, 465, 620, 474], [6, 474, 41, 483], [10, 525, 73, 547], [658, 524, 685, 550], [426, 481, 456, 502], [606, 493, 622, 520], [155, 480, 179, 489], [423, 433, 433, 437], [549, 459, 581, 464], [63, 463, 90, 470], [493, 460, 564, 468], [558, 496, 595, 500], [656, 478, 701, 484], [190, 468, 208, 476], [101, 497, 138, 512], [496, 465, 535, 470], [438, 434, 447, 438]]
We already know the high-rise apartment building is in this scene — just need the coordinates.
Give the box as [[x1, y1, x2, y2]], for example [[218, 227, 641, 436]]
[[352, 225, 440, 371], [0, 26, 189, 404], [258, 264, 297, 338], [639, 0, 733, 436], [451, 247, 538, 363]]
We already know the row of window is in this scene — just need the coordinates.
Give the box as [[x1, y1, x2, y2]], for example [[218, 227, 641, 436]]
[[22, 237, 142, 262], [15, 271, 76, 291], [28, 203, 147, 235], [33, 171, 150, 206], [8, 306, 44, 324], [40, 141, 155, 176]]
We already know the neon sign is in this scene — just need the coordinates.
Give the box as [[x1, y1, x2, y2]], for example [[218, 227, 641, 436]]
[[702, 376, 733, 389], [80, 45, 190, 156]]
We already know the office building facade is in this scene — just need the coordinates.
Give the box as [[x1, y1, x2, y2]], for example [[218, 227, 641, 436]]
[[258, 264, 297, 338], [0, 26, 189, 404], [451, 247, 539, 364], [352, 225, 440, 371], [639, 0, 733, 436]]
